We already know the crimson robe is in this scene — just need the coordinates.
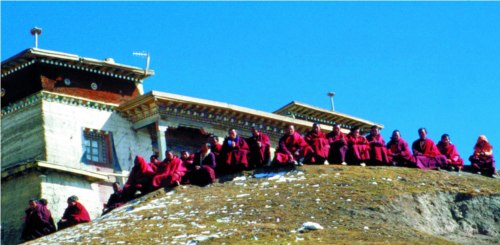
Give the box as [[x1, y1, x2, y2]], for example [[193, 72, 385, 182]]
[[304, 130, 330, 164], [247, 132, 272, 168], [346, 133, 370, 164], [366, 134, 390, 165], [219, 136, 250, 173], [412, 138, 447, 170], [21, 203, 56, 241], [437, 142, 464, 168], [58, 202, 90, 230], [123, 156, 156, 199], [273, 132, 313, 165], [103, 189, 125, 215], [386, 138, 414, 166], [184, 151, 216, 186], [152, 156, 187, 188], [326, 131, 348, 164]]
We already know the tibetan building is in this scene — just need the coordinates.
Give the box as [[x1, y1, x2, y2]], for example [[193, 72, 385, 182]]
[[1, 48, 381, 244]]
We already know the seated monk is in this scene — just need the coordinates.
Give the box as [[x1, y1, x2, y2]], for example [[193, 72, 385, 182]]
[[386, 130, 415, 167], [304, 123, 330, 164], [247, 126, 272, 169], [469, 135, 497, 177], [183, 143, 217, 186], [180, 151, 195, 165], [412, 128, 448, 170], [437, 134, 464, 171], [122, 155, 156, 200], [366, 126, 390, 165], [58, 196, 90, 230], [208, 134, 222, 167], [21, 199, 56, 242], [345, 127, 370, 166], [219, 129, 250, 174], [326, 124, 348, 165], [148, 154, 161, 173], [102, 182, 125, 215], [152, 151, 187, 189], [273, 125, 313, 166]]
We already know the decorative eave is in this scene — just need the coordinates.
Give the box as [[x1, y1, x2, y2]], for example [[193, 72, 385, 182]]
[[273, 101, 383, 131], [1, 161, 109, 182], [1, 48, 154, 82], [117, 91, 340, 137], [1, 91, 118, 117]]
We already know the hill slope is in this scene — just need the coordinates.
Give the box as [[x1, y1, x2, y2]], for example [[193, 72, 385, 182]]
[[27, 166, 500, 244]]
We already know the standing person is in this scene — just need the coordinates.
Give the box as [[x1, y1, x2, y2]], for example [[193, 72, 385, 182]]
[[345, 127, 370, 166], [304, 123, 330, 164], [184, 143, 217, 186], [219, 129, 250, 174], [102, 182, 125, 215], [247, 126, 272, 169], [326, 124, 348, 165], [58, 196, 91, 230], [437, 134, 464, 171], [122, 155, 156, 200], [469, 135, 496, 177], [412, 128, 447, 170], [152, 151, 187, 189], [366, 126, 390, 165], [208, 134, 222, 166], [386, 130, 414, 167], [273, 125, 313, 166]]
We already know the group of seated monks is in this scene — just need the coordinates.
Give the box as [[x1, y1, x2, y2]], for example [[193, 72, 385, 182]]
[[21, 195, 90, 242]]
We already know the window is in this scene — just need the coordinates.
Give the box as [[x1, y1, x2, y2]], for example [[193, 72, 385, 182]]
[[83, 129, 111, 165]]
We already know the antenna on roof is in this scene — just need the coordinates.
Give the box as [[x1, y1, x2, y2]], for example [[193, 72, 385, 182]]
[[132, 51, 150, 75], [30, 27, 42, 48], [327, 91, 335, 111]]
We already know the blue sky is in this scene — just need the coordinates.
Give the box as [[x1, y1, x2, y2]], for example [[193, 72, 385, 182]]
[[2, 2, 499, 168]]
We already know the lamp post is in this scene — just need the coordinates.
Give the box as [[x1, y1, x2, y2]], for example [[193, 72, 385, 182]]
[[30, 27, 42, 48], [327, 92, 335, 111]]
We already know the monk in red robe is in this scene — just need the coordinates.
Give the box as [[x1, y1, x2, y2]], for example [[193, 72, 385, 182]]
[[247, 126, 272, 169], [102, 182, 125, 215], [366, 126, 390, 165], [326, 124, 348, 165], [123, 155, 156, 200], [273, 125, 313, 166], [304, 123, 330, 164], [437, 134, 464, 171], [346, 127, 370, 165], [181, 151, 195, 165], [209, 134, 222, 166], [183, 143, 217, 186], [468, 135, 496, 177], [58, 196, 91, 230], [21, 199, 56, 242], [148, 154, 162, 173], [152, 151, 187, 189], [219, 129, 250, 174], [412, 128, 448, 170], [386, 130, 415, 167]]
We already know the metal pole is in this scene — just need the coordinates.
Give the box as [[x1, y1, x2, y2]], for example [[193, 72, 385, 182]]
[[327, 92, 335, 111]]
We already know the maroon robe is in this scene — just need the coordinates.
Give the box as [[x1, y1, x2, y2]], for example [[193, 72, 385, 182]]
[[304, 130, 330, 164], [366, 134, 390, 165], [247, 132, 272, 168], [58, 202, 91, 230], [21, 203, 56, 241], [103, 189, 125, 215], [326, 131, 348, 164], [123, 156, 156, 199], [437, 142, 464, 168], [273, 132, 313, 165], [412, 138, 447, 170], [184, 151, 216, 186], [152, 156, 187, 188], [387, 138, 414, 166], [346, 133, 370, 164], [219, 136, 250, 173]]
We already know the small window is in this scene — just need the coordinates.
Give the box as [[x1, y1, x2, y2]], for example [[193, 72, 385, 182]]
[[83, 129, 111, 165]]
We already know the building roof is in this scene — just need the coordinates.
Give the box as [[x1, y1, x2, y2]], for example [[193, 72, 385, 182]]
[[1, 48, 154, 82]]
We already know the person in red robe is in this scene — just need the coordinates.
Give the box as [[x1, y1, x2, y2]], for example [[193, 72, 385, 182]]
[[468, 135, 496, 177], [122, 155, 156, 200], [152, 151, 187, 189], [437, 134, 464, 171], [21, 199, 56, 242], [273, 125, 313, 166], [181, 151, 195, 165], [148, 154, 162, 173], [386, 130, 415, 167], [57, 196, 91, 230], [366, 126, 390, 165], [208, 134, 222, 166], [346, 127, 370, 166], [102, 182, 125, 215], [219, 129, 250, 174], [412, 128, 448, 170], [326, 124, 348, 165], [183, 143, 217, 186], [304, 123, 330, 164], [246, 126, 272, 169]]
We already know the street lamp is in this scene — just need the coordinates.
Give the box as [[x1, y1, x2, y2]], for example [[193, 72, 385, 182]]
[[327, 92, 335, 111], [30, 27, 42, 48]]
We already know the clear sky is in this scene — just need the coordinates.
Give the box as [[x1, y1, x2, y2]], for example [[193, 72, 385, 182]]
[[2, 1, 499, 169]]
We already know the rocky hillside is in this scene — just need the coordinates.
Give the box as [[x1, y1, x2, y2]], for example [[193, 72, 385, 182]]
[[27, 165, 500, 244]]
